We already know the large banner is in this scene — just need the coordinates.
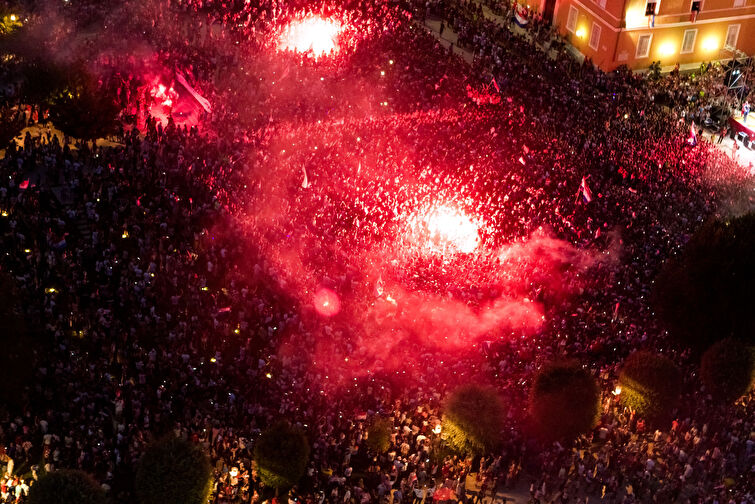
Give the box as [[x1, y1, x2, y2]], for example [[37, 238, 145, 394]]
[[176, 73, 212, 114]]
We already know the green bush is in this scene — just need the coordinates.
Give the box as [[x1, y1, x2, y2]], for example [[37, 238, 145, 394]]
[[28, 469, 105, 504], [365, 417, 393, 453], [700, 338, 755, 402], [135, 436, 212, 504], [618, 351, 682, 423], [653, 213, 755, 348], [254, 421, 310, 490], [442, 384, 504, 455], [529, 361, 600, 442]]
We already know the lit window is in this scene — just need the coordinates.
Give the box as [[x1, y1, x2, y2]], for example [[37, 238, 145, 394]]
[[681, 29, 697, 54], [636, 34, 652, 58], [589, 23, 601, 50], [566, 6, 578, 33], [725, 24, 740, 49]]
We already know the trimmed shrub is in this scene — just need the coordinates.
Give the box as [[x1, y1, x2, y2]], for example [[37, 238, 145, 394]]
[[618, 351, 682, 423], [135, 436, 212, 504], [365, 417, 393, 453], [529, 361, 600, 442], [254, 421, 310, 490], [28, 469, 105, 504], [700, 338, 755, 402], [442, 384, 504, 455]]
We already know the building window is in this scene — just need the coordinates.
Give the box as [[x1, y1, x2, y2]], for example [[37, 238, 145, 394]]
[[725, 24, 740, 48], [733, 0, 745, 7], [691, 1, 702, 12], [681, 29, 697, 53], [589, 22, 602, 50], [597, 0, 607, 7], [566, 6, 578, 32], [636, 34, 652, 58], [645, 1, 659, 15]]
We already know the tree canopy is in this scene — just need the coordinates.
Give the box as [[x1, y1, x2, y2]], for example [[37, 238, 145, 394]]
[[653, 213, 755, 349], [16, 58, 120, 140], [529, 361, 600, 442], [442, 383, 504, 455], [700, 338, 754, 402], [254, 421, 310, 490], [28, 469, 106, 504], [135, 436, 212, 504], [618, 351, 682, 423], [365, 417, 393, 454]]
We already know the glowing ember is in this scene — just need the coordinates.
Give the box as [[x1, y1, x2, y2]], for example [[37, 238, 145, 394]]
[[417, 205, 481, 254], [150, 82, 177, 108], [313, 287, 341, 317], [279, 16, 343, 58]]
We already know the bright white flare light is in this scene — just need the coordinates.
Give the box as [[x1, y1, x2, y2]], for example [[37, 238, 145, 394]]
[[279, 16, 343, 58], [419, 205, 480, 254]]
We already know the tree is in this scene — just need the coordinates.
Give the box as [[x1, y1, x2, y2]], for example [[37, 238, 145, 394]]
[[135, 436, 212, 504], [618, 351, 682, 423], [0, 273, 35, 409], [17, 58, 120, 140], [19, 59, 68, 104], [700, 338, 755, 402], [47, 61, 120, 141], [529, 361, 600, 442], [254, 421, 310, 490], [442, 384, 504, 455], [365, 417, 393, 453], [28, 469, 106, 504], [653, 213, 755, 349]]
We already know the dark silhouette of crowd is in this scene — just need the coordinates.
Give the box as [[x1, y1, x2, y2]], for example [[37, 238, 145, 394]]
[[0, 0, 752, 504]]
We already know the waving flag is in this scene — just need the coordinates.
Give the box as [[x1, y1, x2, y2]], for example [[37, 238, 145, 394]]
[[687, 123, 698, 146], [176, 72, 212, 113], [514, 5, 529, 27], [579, 176, 593, 203]]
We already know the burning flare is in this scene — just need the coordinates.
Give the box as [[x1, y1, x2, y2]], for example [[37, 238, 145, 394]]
[[414, 204, 481, 254], [279, 15, 343, 58]]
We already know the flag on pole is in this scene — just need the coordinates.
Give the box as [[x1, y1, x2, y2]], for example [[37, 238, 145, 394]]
[[687, 123, 698, 146], [176, 72, 212, 113], [579, 176, 593, 203], [514, 5, 529, 27], [375, 276, 384, 297]]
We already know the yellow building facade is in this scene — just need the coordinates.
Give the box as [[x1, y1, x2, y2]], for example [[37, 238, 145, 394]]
[[534, 0, 755, 70]]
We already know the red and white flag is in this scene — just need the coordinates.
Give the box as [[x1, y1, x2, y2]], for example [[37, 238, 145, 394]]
[[579, 176, 593, 203]]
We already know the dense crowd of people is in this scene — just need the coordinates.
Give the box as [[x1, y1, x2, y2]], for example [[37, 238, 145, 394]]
[[0, 0, 753, 503]]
